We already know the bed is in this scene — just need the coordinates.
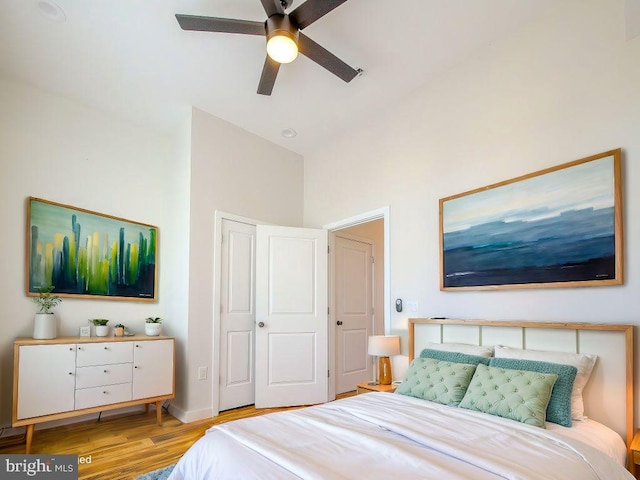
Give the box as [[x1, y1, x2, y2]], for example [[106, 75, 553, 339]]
[[169, 319, 635, 479]]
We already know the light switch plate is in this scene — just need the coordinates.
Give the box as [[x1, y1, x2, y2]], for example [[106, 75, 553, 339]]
[[407, 301, 418, 313]]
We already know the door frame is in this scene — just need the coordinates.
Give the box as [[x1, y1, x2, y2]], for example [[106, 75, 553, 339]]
[[212, 210, 267, 416], [324, 206, 391, 401]]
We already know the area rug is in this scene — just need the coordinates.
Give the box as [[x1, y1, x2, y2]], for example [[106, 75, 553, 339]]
[[135, 464, 175, 480]]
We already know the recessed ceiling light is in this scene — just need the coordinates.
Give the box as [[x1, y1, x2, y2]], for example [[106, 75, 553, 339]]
[[281, 128, 297, 138], [37, 0, 66, 22]]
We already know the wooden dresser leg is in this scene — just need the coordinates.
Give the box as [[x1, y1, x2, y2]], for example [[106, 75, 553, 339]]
[[156, 401, 162, 425], [25, 424, 34, 454]]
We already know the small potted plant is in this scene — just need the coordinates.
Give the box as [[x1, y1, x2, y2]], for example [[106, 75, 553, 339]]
[[32, 285, 62, 339], [114, 323, 125, 337], [90, 318, 110, 337], [145, 317, 162, 336]]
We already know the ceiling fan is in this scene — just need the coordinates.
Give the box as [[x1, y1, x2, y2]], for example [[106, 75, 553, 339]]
[[176, 0, 361, 96]]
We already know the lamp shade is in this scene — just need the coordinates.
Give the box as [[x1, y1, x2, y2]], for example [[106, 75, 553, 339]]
[[266, 34, 298, 63], [368, 335, 400, 357]]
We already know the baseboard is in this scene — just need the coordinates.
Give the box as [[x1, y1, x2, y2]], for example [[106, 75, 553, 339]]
[[168, 404, 215, 423], [1, 404, 148, 438], [0, 426, 24, 439]]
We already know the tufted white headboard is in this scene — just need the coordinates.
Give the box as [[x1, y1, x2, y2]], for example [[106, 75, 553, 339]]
[[408, 318, 634, 470]]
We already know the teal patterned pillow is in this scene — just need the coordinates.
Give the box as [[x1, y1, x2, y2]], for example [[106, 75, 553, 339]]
[[458, 364, 558, 428], [420, 348, 491, 366], [396, 358, 477, 406], [489, 357, 577, 427]]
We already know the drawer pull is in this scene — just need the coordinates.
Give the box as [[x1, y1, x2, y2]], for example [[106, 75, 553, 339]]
[[134, 366, 138, 369], [69, 347, 73, 351], [68, 372, 73, 375], [104, 346, 109, 350], [103, 370, 108, 373], [103, 391, 108, 395], [135, 344, 140, 348]]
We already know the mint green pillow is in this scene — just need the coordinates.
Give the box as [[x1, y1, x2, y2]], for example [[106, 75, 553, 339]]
[[458, 364, 558, 428], [396, 358, 477, 406], [489, 357, 577, 427], [420, 348, 491, 366]]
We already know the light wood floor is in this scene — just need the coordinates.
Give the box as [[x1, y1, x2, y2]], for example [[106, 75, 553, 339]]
[[0, 392, 356, 479]]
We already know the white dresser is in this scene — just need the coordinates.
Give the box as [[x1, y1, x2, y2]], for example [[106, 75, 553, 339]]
[[13, 336, 175, 453]]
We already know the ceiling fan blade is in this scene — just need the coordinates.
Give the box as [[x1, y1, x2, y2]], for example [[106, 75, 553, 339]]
[[176, 14, 265, 36], [297, 32, 359, 83], [257, 56, 281, 96], [289, 0, 349, 29], [260, 0, 284, 18]]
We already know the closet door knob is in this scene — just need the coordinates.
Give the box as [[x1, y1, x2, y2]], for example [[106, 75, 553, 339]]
[[337, 321, 343, 326], [258, 322, 265, 328]]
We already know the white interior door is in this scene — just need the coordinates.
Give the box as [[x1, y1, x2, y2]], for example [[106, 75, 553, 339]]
[[335, 235, 373, 394], [219, 219, 256, 411], [255, 225, 328, 408]]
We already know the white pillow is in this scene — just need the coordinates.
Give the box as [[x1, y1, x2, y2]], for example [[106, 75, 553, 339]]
[[426, 342, 494, 358], [494, 345, 597, 421]]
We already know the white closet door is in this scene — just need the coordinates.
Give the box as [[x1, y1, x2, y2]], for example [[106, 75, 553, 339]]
[[255, 225, 328, 408]]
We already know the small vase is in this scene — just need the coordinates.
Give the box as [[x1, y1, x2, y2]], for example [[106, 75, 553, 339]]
[[33, 313, 57, 339], [145, 323, 162, 336], [95, 325, 110, 337], [114, 327, 125, 337]]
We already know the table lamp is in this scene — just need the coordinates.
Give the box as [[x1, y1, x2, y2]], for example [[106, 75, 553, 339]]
[[368, 335, 401, 385]]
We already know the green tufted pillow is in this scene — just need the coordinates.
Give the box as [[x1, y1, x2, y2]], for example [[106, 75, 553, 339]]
[[395, 358, 477, 406], [420, 348, 491, 366], [489, 358, 577, 427], [458, 364, 558, 428]]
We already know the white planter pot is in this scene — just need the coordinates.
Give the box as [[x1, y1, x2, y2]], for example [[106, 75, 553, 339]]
[[33, 313, 57, 339], [95, 325, 110, 337], [145, 323, 162, 336]]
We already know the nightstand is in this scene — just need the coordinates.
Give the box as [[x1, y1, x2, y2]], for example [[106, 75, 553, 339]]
[[356, 382, 397, 394], [630, 429, 640, 478]]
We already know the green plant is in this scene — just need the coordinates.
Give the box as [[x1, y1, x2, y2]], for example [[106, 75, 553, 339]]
[[114, 323, 125, 329], [145, 317, 162, 324], [90, 319, 109, 326], [32, 286, 62, 314]]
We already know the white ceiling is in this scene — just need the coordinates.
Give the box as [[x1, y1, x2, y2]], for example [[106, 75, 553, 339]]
[[0, 0, 562, 155]]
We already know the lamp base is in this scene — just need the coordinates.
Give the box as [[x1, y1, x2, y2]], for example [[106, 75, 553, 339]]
[[378, 356, 392, 385]]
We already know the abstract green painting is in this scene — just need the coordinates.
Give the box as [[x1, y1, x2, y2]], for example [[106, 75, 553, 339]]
[[27, 197, 158, 301]]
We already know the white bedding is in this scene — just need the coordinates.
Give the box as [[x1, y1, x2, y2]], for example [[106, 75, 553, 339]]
[[169, 392, 634, 480]]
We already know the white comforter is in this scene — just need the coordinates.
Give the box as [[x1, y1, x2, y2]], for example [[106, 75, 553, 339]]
[[169, 392, 634, 480]]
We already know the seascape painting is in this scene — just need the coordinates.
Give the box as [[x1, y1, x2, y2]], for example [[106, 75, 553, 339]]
[[440, 149, 622, 290], [27, 197, 158, 300]]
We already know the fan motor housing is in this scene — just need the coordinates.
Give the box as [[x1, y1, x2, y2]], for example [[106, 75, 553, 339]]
[[265, 15, 299, 43]]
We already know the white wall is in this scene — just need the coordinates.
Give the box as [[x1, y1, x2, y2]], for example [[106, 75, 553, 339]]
[[179, 108, 303, 420], [0, 78, 184, 427], [304, 0, 640, 383]]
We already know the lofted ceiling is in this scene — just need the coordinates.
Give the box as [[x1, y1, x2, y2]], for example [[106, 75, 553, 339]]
[[0, 0, 564, 155]]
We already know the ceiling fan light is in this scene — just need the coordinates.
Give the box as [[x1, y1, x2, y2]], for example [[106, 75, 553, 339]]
[[267, 33, 298, 64]]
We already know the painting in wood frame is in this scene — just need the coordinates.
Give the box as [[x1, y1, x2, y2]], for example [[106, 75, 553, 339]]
[[439, 149, 623, 290], [26, 197, 158, 301]]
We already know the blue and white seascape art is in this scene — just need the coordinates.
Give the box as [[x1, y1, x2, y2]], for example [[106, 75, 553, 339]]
[[440, 149, 622, 290]]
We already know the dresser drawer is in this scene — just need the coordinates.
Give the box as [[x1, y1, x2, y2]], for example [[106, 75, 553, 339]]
[[75, 383, 132, 410], [76, 342, 134, 367], [75, 363, 133, 389]]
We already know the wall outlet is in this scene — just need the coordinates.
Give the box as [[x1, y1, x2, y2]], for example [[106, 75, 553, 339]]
[[197, 366, 207, 380]]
